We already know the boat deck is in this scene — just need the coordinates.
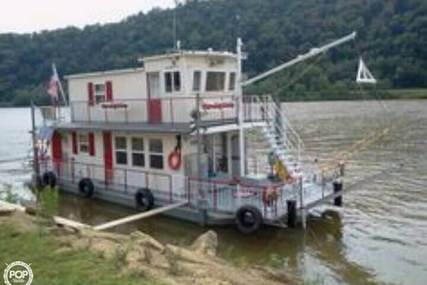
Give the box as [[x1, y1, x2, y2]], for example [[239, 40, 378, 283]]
[[187, 177, 335, 223]]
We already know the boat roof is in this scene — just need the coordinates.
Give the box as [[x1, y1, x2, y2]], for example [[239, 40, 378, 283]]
[[64, 67, 145, 80], [141, 50, 237, 62], [64, 49, 236, 80], [55, 121, 191, 134]]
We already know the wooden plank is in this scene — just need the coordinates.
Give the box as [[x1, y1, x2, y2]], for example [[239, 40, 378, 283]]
[[54, 216, 90, 229], [0, 200, 90, 229], [93, 201, 188, 231], [0, 200, 26, 211]]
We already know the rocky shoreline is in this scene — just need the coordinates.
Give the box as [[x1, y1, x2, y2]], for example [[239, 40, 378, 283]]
[[0, 206, 292, 285]]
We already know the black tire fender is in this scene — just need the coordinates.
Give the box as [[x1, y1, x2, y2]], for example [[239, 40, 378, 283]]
[[235, 205, 263, 234], [135, 188, 154, 212], [42, 171, 57, 188], [78, 178, 94, 198]]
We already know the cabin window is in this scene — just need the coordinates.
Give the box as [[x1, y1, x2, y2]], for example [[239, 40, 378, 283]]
[[78, 134, 89, 153], [206, 72, 225, 92], [174, 72, 181, 91], [149, 139, 164, 169], [164, 71, 181, 93], [94, 84, 106, 104], [229, 72, 236, 91], [131, 138, 145, 167], [165, 72, 173, 93], [193, 71, 202, 92], [115, 136, 128, 165]]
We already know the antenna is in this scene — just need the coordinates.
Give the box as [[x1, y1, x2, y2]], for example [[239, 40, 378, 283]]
[[173, 0, 179, 50]]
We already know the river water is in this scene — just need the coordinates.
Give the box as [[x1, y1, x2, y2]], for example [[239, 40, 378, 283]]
[[0, 100, 426, 285]]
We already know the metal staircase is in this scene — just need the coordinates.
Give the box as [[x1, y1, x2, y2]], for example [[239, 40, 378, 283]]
[[248, 95, 305, 178]]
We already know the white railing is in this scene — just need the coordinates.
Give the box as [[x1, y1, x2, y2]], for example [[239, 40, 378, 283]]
[[69, 95, 239, 124], [38, 106, 71, 125], [39, 158, 305, 221]]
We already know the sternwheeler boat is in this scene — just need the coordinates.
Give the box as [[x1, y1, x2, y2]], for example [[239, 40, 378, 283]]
[[33, 33, 365, 234]]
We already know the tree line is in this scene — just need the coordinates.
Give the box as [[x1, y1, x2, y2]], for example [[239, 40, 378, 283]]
[[0, 0, 426, 106]]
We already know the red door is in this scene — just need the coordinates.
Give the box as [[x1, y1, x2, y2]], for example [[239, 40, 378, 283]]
[[103, 132, 113, 185], [148, 99, 162, 123], [51, 131, 62, 176], [147, 72, 162, 123]]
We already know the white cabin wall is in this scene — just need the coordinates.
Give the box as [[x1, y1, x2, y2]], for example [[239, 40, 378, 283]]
[[59, 129, 188, 198], [68, 70, 147, 122], [71, 131, 105, 182], [68, 70, 146, 102], [184, 56, 238, 97], [144, 56, 192, 123], [67, 54, 238, 124]]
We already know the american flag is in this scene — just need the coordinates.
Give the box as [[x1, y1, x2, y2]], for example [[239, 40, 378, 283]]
[[47, 65, 59, 99]]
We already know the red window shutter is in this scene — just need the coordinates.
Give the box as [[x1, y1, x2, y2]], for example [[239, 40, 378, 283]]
[[103, 132, 113, 184], [72, 132, 78, 154], [88, 133, 95, 156], [88, 82, 94, 106], [106, 81, 113, 101]]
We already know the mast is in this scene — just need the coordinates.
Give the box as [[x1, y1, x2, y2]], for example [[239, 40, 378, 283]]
[[31, 102, 40, 185], [236, 38, 245, 177]]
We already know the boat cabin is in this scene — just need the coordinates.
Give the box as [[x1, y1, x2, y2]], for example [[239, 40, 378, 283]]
[[36, 40, 348, 232], [42, 50, 272, 210]]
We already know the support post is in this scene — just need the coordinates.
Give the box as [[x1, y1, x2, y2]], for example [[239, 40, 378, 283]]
[[195, 92, 208, 226], [31, 102, 40, 187], [286, 200, 297, 228], [299, 176, 306, 229], [236, 38, 245, 178], [333, 179, 343, 207]]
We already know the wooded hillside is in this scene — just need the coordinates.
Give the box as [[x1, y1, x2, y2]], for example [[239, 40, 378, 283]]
[[0, 0, 426, 106]]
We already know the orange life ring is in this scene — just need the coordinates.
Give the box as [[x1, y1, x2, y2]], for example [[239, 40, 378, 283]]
[[168, 150, 182, 170]]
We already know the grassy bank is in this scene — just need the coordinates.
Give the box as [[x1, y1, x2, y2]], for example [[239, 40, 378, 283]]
[[386, 88, 427, 100], [275, 88, 427, 102], [0, 223, 161, 285], [0, 208, 291, 285]]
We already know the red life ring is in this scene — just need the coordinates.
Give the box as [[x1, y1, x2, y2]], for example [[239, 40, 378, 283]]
[[168, 150, 182, 170]]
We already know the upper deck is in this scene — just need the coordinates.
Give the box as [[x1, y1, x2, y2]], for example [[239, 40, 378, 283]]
[[65, 50, 263, 127]]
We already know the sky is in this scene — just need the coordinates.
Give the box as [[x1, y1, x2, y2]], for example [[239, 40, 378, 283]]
[[0, 0, 176, 33]]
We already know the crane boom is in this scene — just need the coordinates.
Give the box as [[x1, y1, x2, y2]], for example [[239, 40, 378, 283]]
[[242, 31, 357, 87]]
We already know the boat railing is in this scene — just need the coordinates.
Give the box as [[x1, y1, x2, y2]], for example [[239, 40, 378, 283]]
[[39, 158, 303, 221], [38, 105, 71, 125], [39, 159, 188, 204], [244, 95, 300, 163], [244, 94, 321, 177], [186, 176, 301, 220], [69, 95, 242, 125]]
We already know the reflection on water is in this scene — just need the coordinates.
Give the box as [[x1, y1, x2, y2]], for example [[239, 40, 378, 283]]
[[1, 100, 427, 285]]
